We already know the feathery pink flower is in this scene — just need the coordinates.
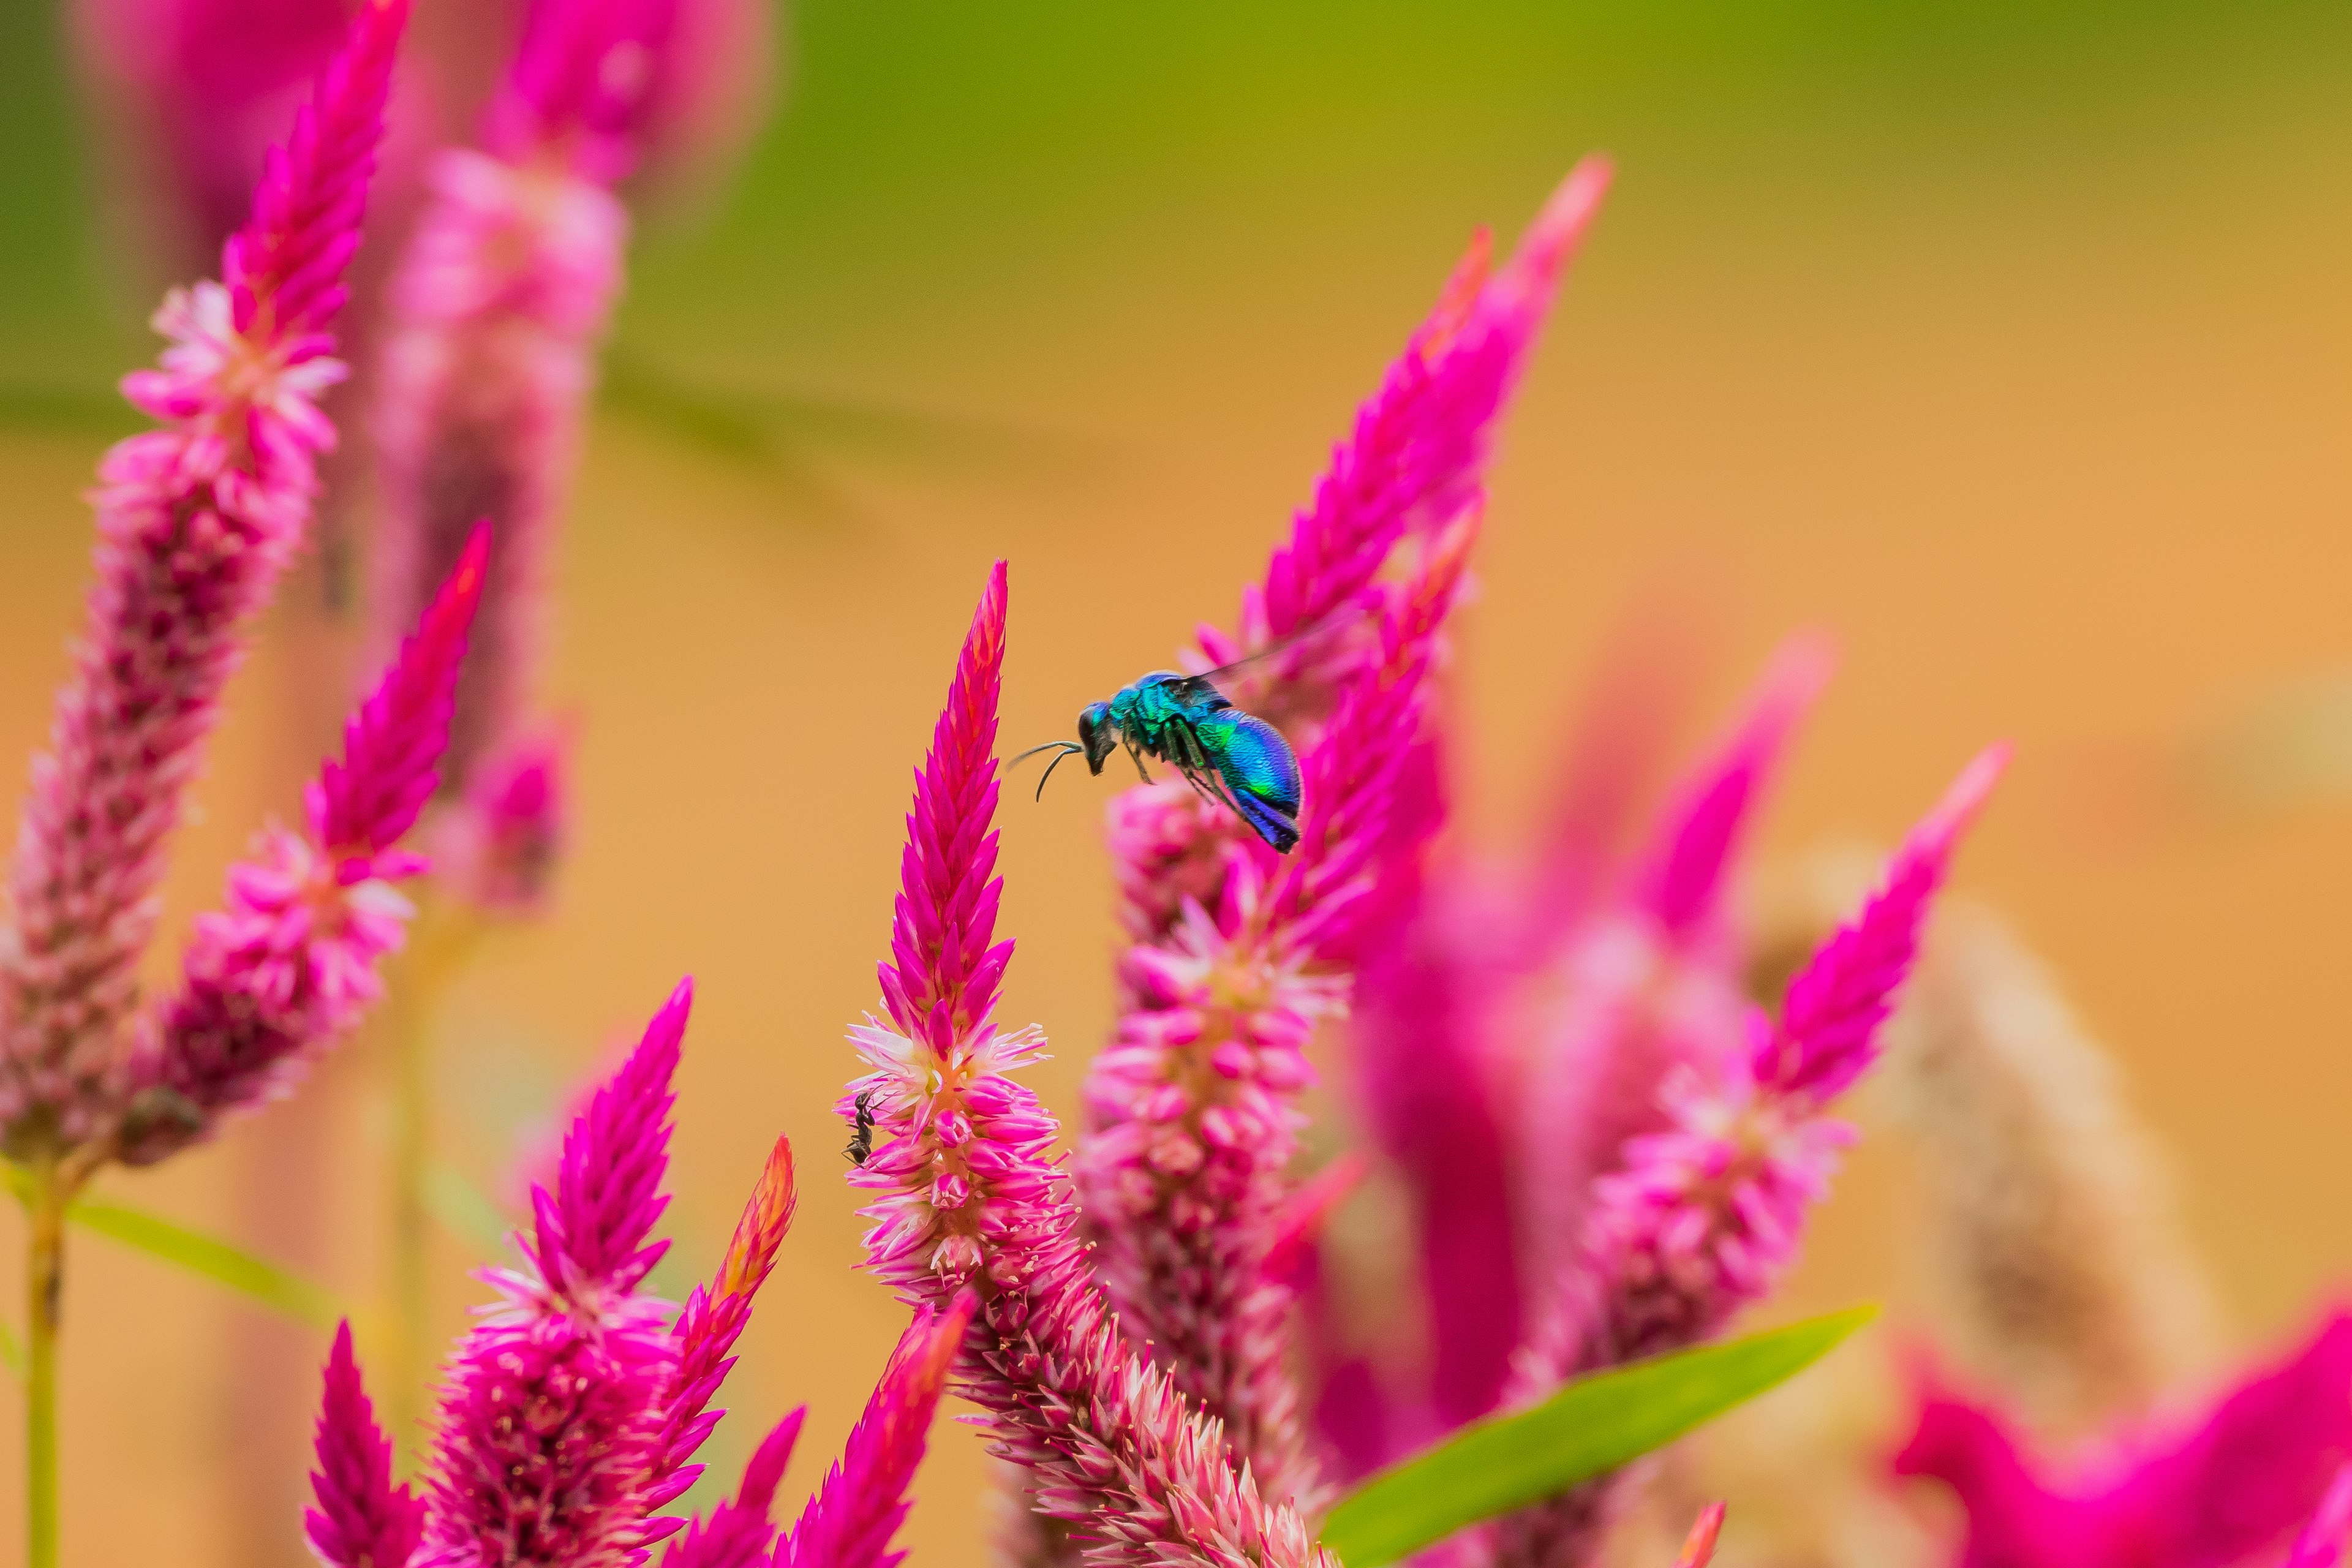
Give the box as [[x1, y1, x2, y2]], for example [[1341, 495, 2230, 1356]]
[[658, 1413, 805, 1568], [2288, 1464, 2352, 1568], [1894, 1313, 2352, 1568], [1479, 747, 2006, 1568], [0, 0, 410, 1154], [1517, 639, 1830, 1292], [434, 724, 574, 916], [371, 0, 692, 873], [778, 1293, 976, 1568], [305, 1320, 427, 1568], [111, 539, 485, 1166], [1078, 516, 1478, 1507], [845, 562, 1337, 1568], [418, 981, 692, 1568]]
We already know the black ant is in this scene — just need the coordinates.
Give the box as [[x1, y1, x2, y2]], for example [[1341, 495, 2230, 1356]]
[[843, 1090, 876, 1166]]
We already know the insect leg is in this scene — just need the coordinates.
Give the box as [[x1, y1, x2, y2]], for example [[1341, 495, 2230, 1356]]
[[1124, 736, 1154, 783]]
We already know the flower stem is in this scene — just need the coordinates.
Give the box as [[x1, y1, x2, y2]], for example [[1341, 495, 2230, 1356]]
[[25, 1145, 65, 1568], [383, 901, 475, 1458]]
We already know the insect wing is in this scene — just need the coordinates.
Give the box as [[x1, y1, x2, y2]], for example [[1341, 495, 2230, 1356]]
[[1161, 606, 1366, 707], [1207, 712, 1302, 853]]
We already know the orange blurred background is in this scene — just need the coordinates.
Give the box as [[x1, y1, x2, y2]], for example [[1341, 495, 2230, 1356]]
[[1, 1, 2350, 1561]]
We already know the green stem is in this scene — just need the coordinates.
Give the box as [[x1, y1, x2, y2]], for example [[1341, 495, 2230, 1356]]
[[384, 904, 474, 1460], [25, 1147, 64, 1568]]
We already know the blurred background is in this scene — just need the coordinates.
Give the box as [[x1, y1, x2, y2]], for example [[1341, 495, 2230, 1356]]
[[1, 0, 2350, 1562]]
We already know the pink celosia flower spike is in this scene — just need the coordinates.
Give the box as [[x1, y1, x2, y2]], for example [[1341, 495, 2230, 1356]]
[[371, 0, 689, 880], [778, 1292, 977, 1568], [1080, 513, 1479, 1510], [2289, 1464, 2352, 1568], [1517, 639, 1833, 1291], [304, 1319, 426, 1568], [1670, 1504, 1725, 1568], [658, 1412, 807, 1568], [1894, 1313, 2352, 1568], [111, 540, 486, 1166], [1477, 747, 2007, 1568], [418, 979, 693, 1567], [846, 562, 1338, 1568], [0, 0, 410, 1155], [644, 1134, 801, 1531]]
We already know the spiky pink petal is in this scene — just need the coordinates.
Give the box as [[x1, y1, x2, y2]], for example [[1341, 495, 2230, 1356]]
[[420, 983, 692, 1568], [659, 1412, 805, 1568], [1482, 750, 2004, 1568], [1895, 1315, 2352, 1568], [1670, 1504, 1725, 1568], [1762, 743, 2008, 1103], [644, 1136, 799, 1529], [778, 1294, 975, 1568], [111, 544, 486, 1165], [0, 0, 410, 1153], [315, 523, 489, 854], [846, 565, 1337, 1568], [305, 1320, 426, 1568]]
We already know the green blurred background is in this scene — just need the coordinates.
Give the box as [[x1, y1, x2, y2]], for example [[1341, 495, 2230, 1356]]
[[2, 1, 2351, 1561]]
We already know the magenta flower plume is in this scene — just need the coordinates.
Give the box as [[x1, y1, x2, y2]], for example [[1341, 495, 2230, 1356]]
[[418, 980, 692, 1568], [1202, 161, 1611, 722], [111, 541, 486, 1166], [1894, 1313, 2352, 1568], [371, 0, 693, 876], [1079, 516, 1478, 1507], [658, 1412, 806, 1568], [779, 1293, 976, 1568], [846, 563, 1337, 1568], [0, 0, 410, 1154], [305, 1320, 426, 1568], [1479, 747, 2006, 1568], [1517, 639, 1831, 1292], [2288, 1464, 2352, 1568], [435, 724, 574, 916], [645, 1134, 801, 1529]]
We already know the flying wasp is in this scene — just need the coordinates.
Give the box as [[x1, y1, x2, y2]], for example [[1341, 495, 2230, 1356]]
[[1014, 648, 1306, 853]]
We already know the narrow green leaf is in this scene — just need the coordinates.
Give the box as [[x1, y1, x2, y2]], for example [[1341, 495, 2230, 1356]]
[[62, 1196, 348, 1331], [1321, 1306, 1877, 1568], [0, 1315, 21, 1380]]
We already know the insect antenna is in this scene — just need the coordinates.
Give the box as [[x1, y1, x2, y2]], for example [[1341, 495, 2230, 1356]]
[[1010, 741, 1085, 801]]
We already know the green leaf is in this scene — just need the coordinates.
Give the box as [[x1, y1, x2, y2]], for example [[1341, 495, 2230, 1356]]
[[63, 1196, 349, 1330], [1320, 1306, 1877, 1568]]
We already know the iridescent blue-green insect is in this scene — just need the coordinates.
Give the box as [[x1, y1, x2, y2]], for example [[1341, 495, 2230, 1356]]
[[1014, 657, 1305, 853]]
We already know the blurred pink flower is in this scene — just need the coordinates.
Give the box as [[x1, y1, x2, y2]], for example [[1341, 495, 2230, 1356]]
[[111, 532, 484, 1166], [843, 562, 1336, 1568], [435, 723, 574, 916], [1481, 746, 2007, 1568], [1672, 1504, 1726, 1568], [2288, 1465, 2352, 1568], [0, 0, 410, 1155], [1896, 1313, 2352, 1568]]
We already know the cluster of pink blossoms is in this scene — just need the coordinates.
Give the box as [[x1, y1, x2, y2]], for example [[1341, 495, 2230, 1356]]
[[303, 980, 976, 1568], [0, 0, 458, 1175], [825, 158, 2024, 1568]]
